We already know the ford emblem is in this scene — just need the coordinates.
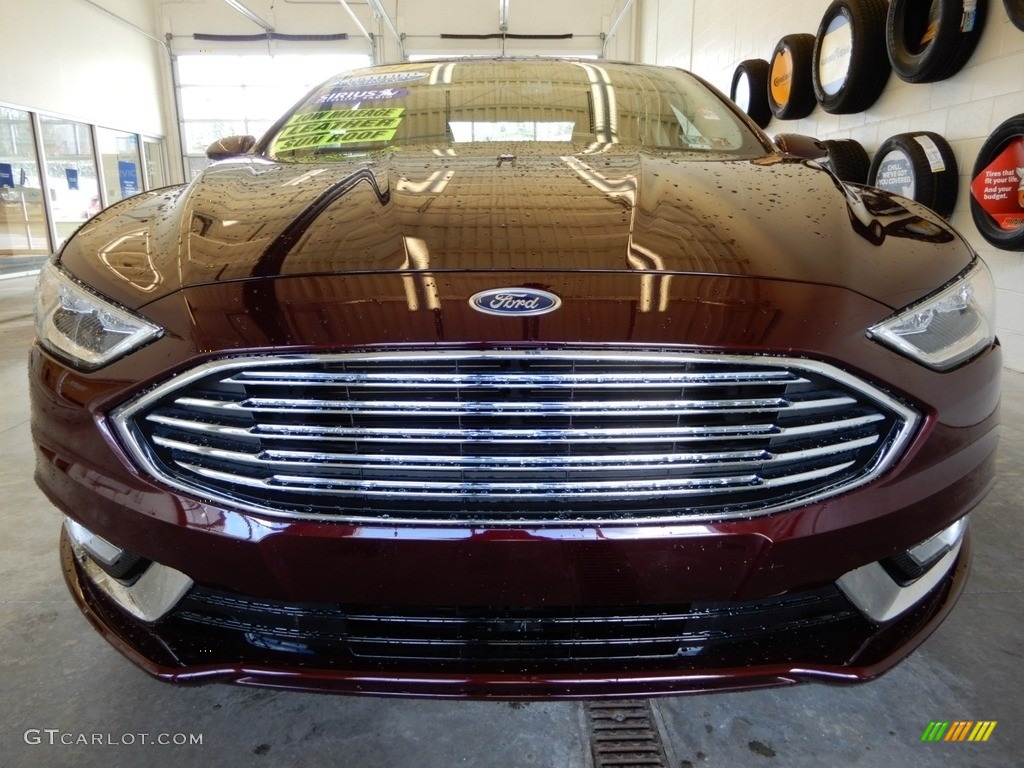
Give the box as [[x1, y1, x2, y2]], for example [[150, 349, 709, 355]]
[[469, 288, 562, 317]]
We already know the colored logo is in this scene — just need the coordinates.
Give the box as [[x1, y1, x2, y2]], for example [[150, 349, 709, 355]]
[[770, 50, 793, 104], [818, 14, 853, 96], [920, 721, 997, 742], [317, 87, 408, 105], [469, 288, 562, 317]]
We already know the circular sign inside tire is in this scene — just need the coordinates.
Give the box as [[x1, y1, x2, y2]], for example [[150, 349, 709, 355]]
[[869, 132, 959, 218], [813, 0, 891, 114], [970, 114, 1024, 250]]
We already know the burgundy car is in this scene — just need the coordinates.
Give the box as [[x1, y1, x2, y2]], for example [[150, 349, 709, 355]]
[[31, 59, 1000, 698]]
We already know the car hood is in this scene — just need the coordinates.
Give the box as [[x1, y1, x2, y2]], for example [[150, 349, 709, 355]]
[[60, 148, 971, 311]]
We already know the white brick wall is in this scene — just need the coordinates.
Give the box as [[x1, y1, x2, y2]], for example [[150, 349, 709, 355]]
[[639, 0, 1024, 371]]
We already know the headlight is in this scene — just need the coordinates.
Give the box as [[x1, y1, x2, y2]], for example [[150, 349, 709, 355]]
[[867, 259, 995, 371], [34, 261, 162, 371]]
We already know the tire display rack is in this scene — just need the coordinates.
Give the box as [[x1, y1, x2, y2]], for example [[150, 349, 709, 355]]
[[727, 0, 1024, 245], [1008, 0, 1024, 31], [886, 0, 988, 84], [868, 132, 960, 218], [971, 115, 1024, 251], [812, 0, 891, 114], [766, 33, 818, 120], [730, 59, 772, 128]]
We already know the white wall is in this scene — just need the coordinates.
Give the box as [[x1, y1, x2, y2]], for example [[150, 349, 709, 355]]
[[640, 0, 1024, 372], [0, 0, 168, 137]]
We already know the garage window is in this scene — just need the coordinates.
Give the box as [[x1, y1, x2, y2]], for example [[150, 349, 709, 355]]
[[176, 53, 371, 179]]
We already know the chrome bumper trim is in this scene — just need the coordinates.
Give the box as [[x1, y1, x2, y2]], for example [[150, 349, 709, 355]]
[[64, 517, 193, 623], [837, 517, 968, 623]]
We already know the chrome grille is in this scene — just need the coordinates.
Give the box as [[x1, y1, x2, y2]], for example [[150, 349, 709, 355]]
[[113, 350, 919, 524]]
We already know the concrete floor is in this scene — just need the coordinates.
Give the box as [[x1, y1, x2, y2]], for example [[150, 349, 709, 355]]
[[0, 273, 1020, 768]]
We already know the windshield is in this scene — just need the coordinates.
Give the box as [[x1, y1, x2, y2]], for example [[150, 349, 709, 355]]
[[263, 59, 767, 161]]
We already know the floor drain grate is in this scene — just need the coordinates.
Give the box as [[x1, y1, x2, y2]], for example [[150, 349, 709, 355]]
[[584, 699, 670, 768]]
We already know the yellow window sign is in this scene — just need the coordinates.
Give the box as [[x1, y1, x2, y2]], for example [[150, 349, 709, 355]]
[[273, 108, 405, 151]]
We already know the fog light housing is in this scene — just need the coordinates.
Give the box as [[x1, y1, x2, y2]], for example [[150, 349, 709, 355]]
[[63, 517, 193, 622], [880, 517, 970, 586], [65, 517, 123, 566], [64, 517, 148, 583], [837, 516, 969, 623]]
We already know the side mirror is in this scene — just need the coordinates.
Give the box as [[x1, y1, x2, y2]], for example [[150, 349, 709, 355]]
[[773, 133, 826, 160], [206, 135, 256, 160]]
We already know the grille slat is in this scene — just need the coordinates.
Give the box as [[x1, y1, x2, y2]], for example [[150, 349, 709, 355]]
[[223, 369, 809, 388], [175, 458, 858, 499], [146, 412, 884, 443], [171, 394, 856, 418], [151, 433, 877, 474], [114, 350, 918, 524]]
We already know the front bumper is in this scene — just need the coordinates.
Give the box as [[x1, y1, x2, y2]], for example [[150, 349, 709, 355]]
[[62, 522, 972, 699]]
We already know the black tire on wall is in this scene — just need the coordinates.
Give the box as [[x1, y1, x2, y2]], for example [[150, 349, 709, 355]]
[[887, 0, 988, 83], [1006, 0, 1024, 31], [868, 132, 960, 217], [822, 139, 871, 183], [730, 59, 773, 128], [970, 114, 1024, 250], [768, 34, 818, 120], [812, 0, 892, 113]]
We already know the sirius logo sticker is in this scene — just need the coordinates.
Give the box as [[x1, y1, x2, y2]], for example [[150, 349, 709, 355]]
[[469, 288, 562, 317]]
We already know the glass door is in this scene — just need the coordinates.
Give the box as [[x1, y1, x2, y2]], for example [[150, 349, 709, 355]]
[[0, 106, 50, 258], [143, 137, 167, 189], [97, 127, 143, 206], [39, 116, 100, 249]]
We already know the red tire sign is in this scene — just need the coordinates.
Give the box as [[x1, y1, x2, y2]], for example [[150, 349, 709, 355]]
[[970, 116, 1024, 250], [970, 137, 1024, 231]]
